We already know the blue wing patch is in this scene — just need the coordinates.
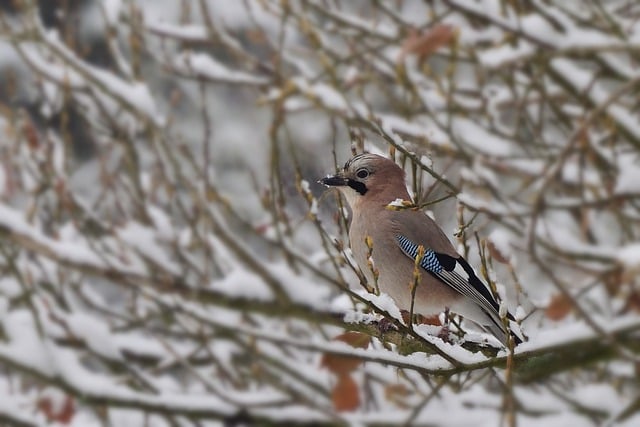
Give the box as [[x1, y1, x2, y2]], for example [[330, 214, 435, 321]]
[[395, 235, 443, 273]]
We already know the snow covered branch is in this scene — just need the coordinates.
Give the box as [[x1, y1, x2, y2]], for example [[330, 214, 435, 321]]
[[0, 0, 638, 425]]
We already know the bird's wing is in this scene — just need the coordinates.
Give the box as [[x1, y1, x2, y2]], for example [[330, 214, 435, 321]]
[[390, 210, 504, 327]]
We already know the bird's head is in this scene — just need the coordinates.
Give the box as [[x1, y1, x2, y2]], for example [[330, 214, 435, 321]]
[[320, 153, 409, 207]]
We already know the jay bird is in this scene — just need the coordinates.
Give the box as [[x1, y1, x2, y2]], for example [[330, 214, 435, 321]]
[[321, 153, 522, 345]]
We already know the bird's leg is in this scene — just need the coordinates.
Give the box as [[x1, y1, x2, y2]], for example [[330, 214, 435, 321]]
[[447, 312, 467, 340], [437, 308, 453, 343]]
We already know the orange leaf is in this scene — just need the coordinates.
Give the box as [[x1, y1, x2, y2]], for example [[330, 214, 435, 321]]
[[332, 374, 360, 412], [401, 310, 441, 326], [418, 313, 442, 326], [545, 293, 573, 321], [398, 25, 456, 62], [335, 331, 370, 349], [320, 332, 369, 375]]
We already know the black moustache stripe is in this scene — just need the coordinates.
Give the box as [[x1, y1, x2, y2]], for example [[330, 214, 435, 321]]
[[347, 179, 368, 195]]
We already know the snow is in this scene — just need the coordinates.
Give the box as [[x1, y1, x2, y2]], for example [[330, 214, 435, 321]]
[[488, 228, 512, 262], [551, 58, 640, 140], [561, 160, 602, 186], [146, 21, 208, 41], [614, 154, 640, 195], [516, 316, 640, 354], [208, 268, 273, 301], [34, 340, 238, 416], [356, 292, 404, 322], [479, 42, 535, 69], [65, 313, 123, 361], [572, 384, 628, 414], [319, 8, 398, 39], [116, 221, 181, 275], [503, 158, 546, 176], [173, 52, 268, 85], [0, 203, 153, 279], [618, 244, 640, 272], [457, 192, 528, 217], [25, 28, 163, 126], [0, 278, 22, 299], [252, 406, 328, 423], [292, 78, 350, 112], [102, 0, 123, 25], [90, 68, 161, 123], [377, 113, 450, 147], [0, 311, 55, 377], [0, 1, 639, 425], [0, 396, 43, 427], [451, 118, 513, 156], [271, 262, 332, 307], [415, 327, 492, 364], [146, 204, 174, 240], [19, 43, 86, 89]]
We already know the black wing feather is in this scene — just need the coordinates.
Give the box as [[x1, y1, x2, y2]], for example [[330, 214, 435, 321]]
[[394, 234, 520, 343]]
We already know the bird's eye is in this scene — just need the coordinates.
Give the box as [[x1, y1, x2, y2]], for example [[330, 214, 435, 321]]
[[356, 168, 369, 179]]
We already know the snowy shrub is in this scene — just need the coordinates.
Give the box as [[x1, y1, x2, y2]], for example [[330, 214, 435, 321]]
[[0, 1, 638, 425]]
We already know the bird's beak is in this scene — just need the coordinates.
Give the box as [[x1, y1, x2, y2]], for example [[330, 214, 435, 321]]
[[319, 173, 348, 187]]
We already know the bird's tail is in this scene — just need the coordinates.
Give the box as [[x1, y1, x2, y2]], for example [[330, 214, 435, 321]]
[[484, 317, 524, 346]]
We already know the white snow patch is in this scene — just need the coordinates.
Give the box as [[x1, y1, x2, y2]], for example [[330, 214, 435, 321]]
[[147, 205, 174, 240], [479, 42, 535, 68], [0, 396, 42, 426], [102, 0, 122, 24], [117, 221, 180, 274], [488, 228, 512, 262], [174, 52, 268, 85], [614, 154, 640, 195], [356, 291, 403, 322], [209, 269, 273, 301], [618, 243, 640, 272], [452, 118, 512, 156], [516, 316, 640, 354], [66, 312, 123, 360], [0, 310, 55, 376], [293, 78, 350, 111], [146, 21, 208, 41], [272, 262, 332, 307]]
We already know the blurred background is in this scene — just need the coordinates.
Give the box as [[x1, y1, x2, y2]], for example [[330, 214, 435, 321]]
[[0, 1, 639, 426]]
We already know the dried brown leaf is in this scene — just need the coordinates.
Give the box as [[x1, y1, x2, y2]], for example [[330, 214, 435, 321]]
[[37, 394, 75, 425], [320, 332, 369, 375], [332, 374, 360, 412], [398, 25, 456, 62], [545, 293, 573, 321]]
